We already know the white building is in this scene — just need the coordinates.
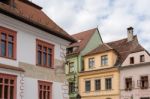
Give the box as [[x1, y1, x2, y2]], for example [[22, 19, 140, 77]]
[[0, 0, 76, 99], [120, 28, 150, 99]]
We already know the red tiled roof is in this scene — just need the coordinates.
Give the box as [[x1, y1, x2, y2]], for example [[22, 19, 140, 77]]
[[86, 35, 145, 66], [67, 28, 97, 55], [0, 0, 76, 42]]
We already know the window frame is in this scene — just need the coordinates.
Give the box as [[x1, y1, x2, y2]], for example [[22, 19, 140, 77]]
[[0, 26, 17, 60], [69, 82, 75, 94], [130, 57, 134, 64], [105, 78, 112, 90], [38, 80, 52, 99], [95, 79, 101, 91], [0, 73, 17, 99], [85, 80, 91, 92], [140, 55, 145, 62], [125, 77, 133, 91], [88, 58, 95, 69], [69, 62, 74, 73], [140, 76, 149, 89], [101, 55, 108, 66], [36, 39, 54, 68]]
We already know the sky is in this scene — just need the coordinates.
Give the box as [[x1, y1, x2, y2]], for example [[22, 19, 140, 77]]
[[32, 0, 150, 51]]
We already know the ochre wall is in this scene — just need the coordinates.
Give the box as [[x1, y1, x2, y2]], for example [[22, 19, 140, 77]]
[[84, 50, 117, 71]]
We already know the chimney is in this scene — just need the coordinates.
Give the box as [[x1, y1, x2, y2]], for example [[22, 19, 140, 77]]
[[127, 27, 134, 42]]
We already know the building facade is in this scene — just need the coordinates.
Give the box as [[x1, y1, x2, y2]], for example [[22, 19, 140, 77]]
[[120, 50, 150, 99], [65, 28, 103, 99], [0, 0, 76, 99], [79, 46, 120, 99], [78, 27, 148, 99]]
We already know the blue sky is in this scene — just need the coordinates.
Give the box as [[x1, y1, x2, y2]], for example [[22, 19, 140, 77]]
[[32, 0, 150, 51]]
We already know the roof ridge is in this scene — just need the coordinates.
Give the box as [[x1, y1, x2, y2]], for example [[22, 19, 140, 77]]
[[103, 43, 113, 49], [107, 35, 137, 44], [72, 28, 97, 36]]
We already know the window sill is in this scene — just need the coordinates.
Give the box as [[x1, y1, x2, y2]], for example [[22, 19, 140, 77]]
[[36, 64, 54, 69], [0, 56, 16, 60]]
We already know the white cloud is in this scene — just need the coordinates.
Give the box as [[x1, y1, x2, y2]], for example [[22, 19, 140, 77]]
[[32, 0, 150, 51]]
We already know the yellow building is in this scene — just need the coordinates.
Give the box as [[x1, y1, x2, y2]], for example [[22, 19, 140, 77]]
[[79, 44, 120, 99]]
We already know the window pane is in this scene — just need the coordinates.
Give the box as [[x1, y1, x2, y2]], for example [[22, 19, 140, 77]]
[[8, 35, 13, 42], [1, 40, 6, 56], [0, 85, 2, 98], [43, 47, 47, 52], [10, 80, 14, 84], [43, 91, 46, 99], [48, 48, 51, 54], [0, 78, 3, 83], [8, 42, 13, 58], [38, 45, 42, 50], [47, 92, 50, 99], [39, 90, 42, 99], [43, 53, 47, 65], [4, 85, 8, 99], [38, 51, 42, 65], [95, 80, 101, 90], [1, 33, 6, 40], [10, 86, 14, 99], [4, 79, 9, 84], [85, 81, 91, 92], [48, 54, 51, 67]]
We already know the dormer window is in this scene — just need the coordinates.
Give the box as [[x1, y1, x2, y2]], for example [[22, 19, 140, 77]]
[[67, 46, 78, 54], [73, 46, 78, 52], [130, 57, 134, 64], [140, 55, 145, 62], [67, 47, 73, 54], [101, 55, 108, 66]]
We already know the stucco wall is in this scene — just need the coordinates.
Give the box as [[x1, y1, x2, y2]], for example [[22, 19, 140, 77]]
[[0, 13, 70, 99], [0, 13, 70, 67], [122, 51, 150, 66], [79, 69, 120, 99], [120, 64, 150, 99], [84, 50, 117, 71]]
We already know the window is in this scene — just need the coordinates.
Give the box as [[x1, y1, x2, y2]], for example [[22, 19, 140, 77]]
[[0, 26, 16, 59], [0, 73, 17, 99], [38, 81, 52, 99], [69, 62, 74, 73], [85, 80, 91, 92], [105, 78, 112, 90], [36, 39, 54, 68], [95, 79, 101, 91], [101, 55, 108, 66], [69, 82, 75, 94], [140, 55, 145, 62], [66, 47, 73, 54], [140, 76, 149, 89], [125, 78, 132, 90], [89, 58, 94, 69], [130, 57, 134, 64]]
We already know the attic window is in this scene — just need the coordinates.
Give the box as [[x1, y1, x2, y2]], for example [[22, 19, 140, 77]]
[[140, 55, 145, 62], [130, 57, 134, 64], [67, 46, 78, 54], [67, 47, 73, 54]]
